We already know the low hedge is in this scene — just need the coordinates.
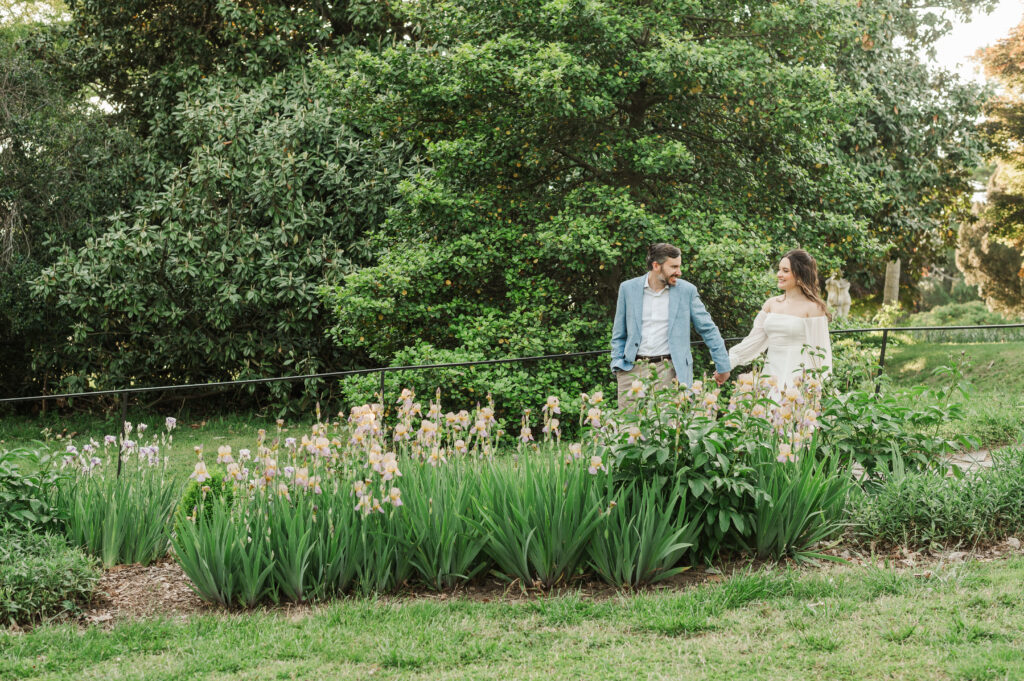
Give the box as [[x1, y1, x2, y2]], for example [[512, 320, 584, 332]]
[[0, 522, 99, 627], [848, 449, 1024, 549]]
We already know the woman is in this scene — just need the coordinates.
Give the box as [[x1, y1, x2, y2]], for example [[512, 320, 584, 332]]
[[728, 249, 832, 387]]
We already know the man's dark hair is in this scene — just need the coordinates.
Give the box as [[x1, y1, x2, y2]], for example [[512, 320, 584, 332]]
[[646, 243, 681, 270]]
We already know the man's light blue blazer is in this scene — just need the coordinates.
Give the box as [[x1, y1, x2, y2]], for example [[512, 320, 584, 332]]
[[610, 274, 731, 386]]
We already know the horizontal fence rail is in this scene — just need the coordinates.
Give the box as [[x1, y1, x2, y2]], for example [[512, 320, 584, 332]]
[[3, 323, 1024, 408], [5, 321, 1023, 478]]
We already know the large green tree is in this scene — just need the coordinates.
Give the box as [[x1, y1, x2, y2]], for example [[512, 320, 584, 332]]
[[957, 17, 1024, 318], [0, 18, 140, 396], [322, 0, 993, 414], [33, 57, 424, 400], [21, 2, 423, 405], [321, 0, 889, 412], [58, 1, 408, 133], [836, 0, 995, 298]]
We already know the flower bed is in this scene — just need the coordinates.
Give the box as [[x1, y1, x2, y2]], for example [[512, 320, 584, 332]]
[[44, 369, 972, 606]]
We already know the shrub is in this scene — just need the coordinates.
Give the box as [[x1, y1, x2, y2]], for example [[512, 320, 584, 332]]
[[0, 522, 99, 626], [0, 448, 65, 532], [829, 334, 885, 393], [816, 362, 972, 478], [175, 469, 237, 531], [907, 301, 1024, 343], [848, 448, 1024, 549], [594, 374, 793, 561]]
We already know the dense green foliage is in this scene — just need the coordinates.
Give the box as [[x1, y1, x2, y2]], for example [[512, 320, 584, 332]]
[[176, 469, 236, 529], [976, 19, 1024, 245], [323, 0, 870, 365], [0, 448, 65, 531], [837, 0, 993, 293], [0, 0, 998, 411], [0, 522, 99, 627], [849, 448, 1024, 549], [322, 0, 993, 414], [0, 27, 140, 396], [958, 18, 1024, 318], [3, 2, 421, 406]]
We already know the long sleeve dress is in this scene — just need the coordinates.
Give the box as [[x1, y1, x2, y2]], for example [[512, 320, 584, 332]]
[[727, 312, 832, 387]]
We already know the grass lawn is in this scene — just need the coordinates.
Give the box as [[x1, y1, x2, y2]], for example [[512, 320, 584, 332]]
[[885, 340, 1024, 449], [3, 557, 1024, 680]]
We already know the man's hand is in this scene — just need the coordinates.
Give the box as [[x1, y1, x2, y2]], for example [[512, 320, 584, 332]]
[[713, 371, 730, 386]]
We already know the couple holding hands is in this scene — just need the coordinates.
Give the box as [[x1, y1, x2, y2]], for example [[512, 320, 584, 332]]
[[610, 243, 832, 408]]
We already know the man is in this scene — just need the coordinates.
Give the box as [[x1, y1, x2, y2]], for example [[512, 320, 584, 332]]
[[610, 243, 731, 408]]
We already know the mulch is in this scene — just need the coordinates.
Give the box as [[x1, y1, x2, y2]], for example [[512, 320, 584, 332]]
[[63, 533, 1024, 630], [80, 560, 211, 626], [75, 560, 717, 627]]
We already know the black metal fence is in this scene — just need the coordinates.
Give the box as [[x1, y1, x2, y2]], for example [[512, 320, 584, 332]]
[[4, 322, 1024, 419], [4, 321, 1024, 477]]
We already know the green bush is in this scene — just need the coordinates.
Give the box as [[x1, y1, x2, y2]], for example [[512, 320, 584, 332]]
[[848, 449, 1024, 549], [918, 272, 980, 310], [597, 386, 766, 562], [907, 302, 1024, 343], [817, 380, 970, 478], [176, 469, 237, 530], [0, 522, 99, 626], [0, 448, 65, 532], [829, 335, 883, 393]]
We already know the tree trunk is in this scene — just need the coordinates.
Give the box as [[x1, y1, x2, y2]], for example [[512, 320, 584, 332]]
[[883, 258, 901, 306]]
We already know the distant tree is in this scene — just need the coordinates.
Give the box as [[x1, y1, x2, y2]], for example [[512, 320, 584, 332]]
[[835, 0, 996, 301], [20, 2, 423, 406], [960, 17, 1024, 318], [0, 25, 139, 396]]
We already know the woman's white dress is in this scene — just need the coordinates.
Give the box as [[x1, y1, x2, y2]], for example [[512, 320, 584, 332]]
[[728, 312, 832, 387]]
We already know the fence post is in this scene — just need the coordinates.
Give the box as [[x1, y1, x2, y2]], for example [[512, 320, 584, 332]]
[[117, 390, 128, 478], [875, 328, 890, 395]]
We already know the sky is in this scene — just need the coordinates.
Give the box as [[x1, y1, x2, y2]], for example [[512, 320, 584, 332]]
[[933, 0, 1024, 83]]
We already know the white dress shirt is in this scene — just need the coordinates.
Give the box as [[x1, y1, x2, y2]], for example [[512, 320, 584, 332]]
[[636, 274, 671, 357]]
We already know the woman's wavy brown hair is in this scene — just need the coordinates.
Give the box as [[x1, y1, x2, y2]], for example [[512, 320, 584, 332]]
[[782, 249, 832, 321]]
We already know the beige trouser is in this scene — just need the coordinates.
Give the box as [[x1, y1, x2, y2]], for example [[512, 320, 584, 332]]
[[615, 360, 676, 409]]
